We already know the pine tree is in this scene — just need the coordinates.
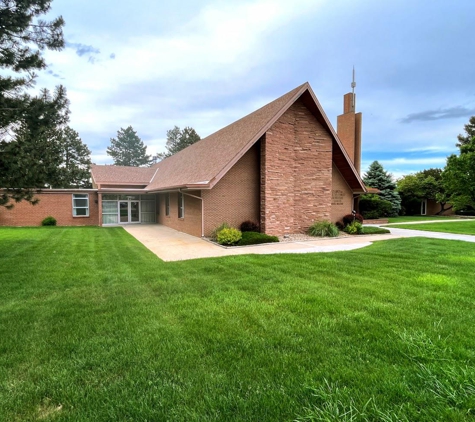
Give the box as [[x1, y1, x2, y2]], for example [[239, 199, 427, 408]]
[[0, 0, 67, 208], [53, 127, 92, 188], [363, 161, 401, 216], [154, 126, 201, 161], [106, 126, 151, 167]]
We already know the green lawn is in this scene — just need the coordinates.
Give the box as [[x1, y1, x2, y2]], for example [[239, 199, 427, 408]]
[[392, 220, 475, 235], [386, 215, 457, 223], [1, 227, 475, 421]]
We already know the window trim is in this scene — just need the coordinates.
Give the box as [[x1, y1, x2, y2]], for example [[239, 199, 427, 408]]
[[72, 194, 89, 217], [178, 192, 184, 219], [421, 199, 427, 215], [165, 193, 170, 217]]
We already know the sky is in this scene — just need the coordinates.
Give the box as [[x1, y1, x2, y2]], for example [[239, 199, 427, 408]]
[[35, 0, 475, 179]]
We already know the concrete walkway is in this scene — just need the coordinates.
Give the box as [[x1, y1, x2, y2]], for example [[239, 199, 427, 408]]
[[122, 224, 475, 262]]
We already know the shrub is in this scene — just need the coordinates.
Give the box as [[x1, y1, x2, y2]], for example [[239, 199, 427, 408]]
[[362, 210, 380, 220], [359, 195, 393, 219], [342, 213, 363, 227], [344, 221, 363, 235], [216, 227, 242, 245], [240, 220, 259, 232], [211, 222, 230, 240], [237, 231, 279, 246], [308, 221, 340, 237], [335, 221, 345, 230], [41, 216, 57, 226]]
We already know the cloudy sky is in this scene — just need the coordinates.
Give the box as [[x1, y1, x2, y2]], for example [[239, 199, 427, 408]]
[[37, 0, 475, 179]]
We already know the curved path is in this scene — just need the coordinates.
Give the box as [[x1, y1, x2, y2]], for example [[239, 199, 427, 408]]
[[122, 224, 475, 262]]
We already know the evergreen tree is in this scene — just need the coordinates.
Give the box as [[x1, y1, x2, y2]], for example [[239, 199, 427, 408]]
[[363, 161, 401, 216], [0, 0, 65, 139], [154, 126, 200, 161], [53, 127, 92, 188], [106, 126, 151, 167], [0, 0, 67, 208], [0, 87, 70, 208]]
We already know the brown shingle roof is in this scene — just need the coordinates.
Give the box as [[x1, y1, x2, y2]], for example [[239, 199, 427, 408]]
[[92, 82, 366, 193], [146, 83, 308, 190], [91, 165, 157, 185]]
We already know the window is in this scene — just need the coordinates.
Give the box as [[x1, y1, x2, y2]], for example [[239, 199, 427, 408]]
[[178, 192, 184, 218], [102, 200, 118, 224], [165, 193, 170, 216], [73, 194, 89, 217], [421, 199, 427, 215]]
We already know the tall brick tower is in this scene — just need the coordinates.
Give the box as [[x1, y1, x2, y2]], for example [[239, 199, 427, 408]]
[[337, 69, 362, 174]]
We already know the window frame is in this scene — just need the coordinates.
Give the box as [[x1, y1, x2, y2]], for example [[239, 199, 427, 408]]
[[421, 199, 427, 215], [72, 194, 89, 217], [165, 193, 170, 217], [178, 192, 184, 219]]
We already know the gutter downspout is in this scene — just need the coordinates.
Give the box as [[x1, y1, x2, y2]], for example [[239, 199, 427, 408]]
[[179, 189, 204, 237]]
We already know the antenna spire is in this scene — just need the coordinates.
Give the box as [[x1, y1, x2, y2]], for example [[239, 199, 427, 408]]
[[351, 66, 356, 110]]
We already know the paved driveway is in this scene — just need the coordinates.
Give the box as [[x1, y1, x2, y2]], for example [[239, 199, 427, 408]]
[[121, 224, 475, 262]]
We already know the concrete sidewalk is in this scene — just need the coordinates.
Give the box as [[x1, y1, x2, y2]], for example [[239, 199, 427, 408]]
[[122, 224, 475, 262]]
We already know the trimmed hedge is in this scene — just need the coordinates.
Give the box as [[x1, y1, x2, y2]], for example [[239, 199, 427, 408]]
[[359, 195, 393, 219], [237, 231, 279, 246]]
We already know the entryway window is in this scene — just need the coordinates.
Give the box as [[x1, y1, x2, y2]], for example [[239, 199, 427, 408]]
[[101, 194, 156, 225], [178, 193, 184, 218], [421, 199, 427, 215], [72, 194, 89, 217]]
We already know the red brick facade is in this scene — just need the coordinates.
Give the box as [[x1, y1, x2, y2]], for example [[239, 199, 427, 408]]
[[1, 88, 363, 235], [260, 99, 333, 235], [157, 192, 203, 237], [202, 144, 260, 236], [0, 191, 99, 226]]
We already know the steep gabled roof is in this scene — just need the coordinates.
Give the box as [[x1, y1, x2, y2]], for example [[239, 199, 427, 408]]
[[93, 83, 366, 193], [146, 83, 308, 191], [91, 164, 157, 186]]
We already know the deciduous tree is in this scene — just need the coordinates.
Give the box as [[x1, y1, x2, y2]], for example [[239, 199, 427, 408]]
[[397, 168, 451, 215], [443, 136, 475, 211]]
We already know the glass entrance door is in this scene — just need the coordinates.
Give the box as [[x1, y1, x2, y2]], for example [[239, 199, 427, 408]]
[[119, 201, 140, 223]]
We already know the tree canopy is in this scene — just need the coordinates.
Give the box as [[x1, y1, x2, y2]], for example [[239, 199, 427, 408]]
[[106, 126, 151, 167], [363, 161, 401, 216], [0, 0, 68, 208], [397, 168, 451, 215], [443, 134, 475, 211], [154, 126, 201, 161], [456, 116, 475, 148], [0, 0, 64, 139]]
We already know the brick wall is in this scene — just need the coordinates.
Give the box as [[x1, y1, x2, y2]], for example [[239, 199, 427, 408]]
[[331, 163, 354, 222], [261, 99, 333, 235], [202, 144, 260, 236], [157, 192, 203, 237], [427, 199, 455, 216], [0, 191, 99, 226]]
